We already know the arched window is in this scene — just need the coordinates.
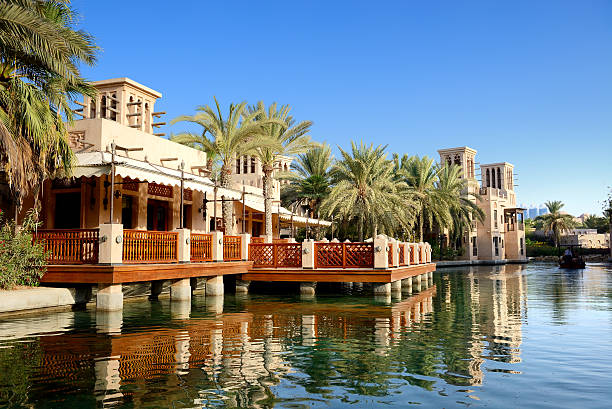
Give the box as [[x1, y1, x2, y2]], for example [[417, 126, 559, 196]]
[[486, 169, 490, 187], [497, 168, 501, 189], [110, 93, 117, 121], [236, 157, 241, 174], [243, 156, 248, 174], [101, 95, 107, 119], [251, 157, 256, 173], [454, 155, 461, 165], [446, 157, 452, 167]]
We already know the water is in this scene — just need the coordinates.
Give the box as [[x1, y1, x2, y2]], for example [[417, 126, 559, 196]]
[[1, 263, 611, 408]]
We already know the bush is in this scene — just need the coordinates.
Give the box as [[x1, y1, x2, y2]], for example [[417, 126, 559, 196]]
[[430, 242, 463, 261], [0, 209, 47, 290], [525, 238, 559, 257]]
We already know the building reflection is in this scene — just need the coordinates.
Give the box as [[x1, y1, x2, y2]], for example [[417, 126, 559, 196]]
[[0, 267, 532, 407]]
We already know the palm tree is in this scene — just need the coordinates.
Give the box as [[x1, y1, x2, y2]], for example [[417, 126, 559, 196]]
[[436, 164, 484, 248], [398, 155, 451, 241], [540, 200, 576, 247], [170, 98, 272, 235], [0, 0, 97, 214], [321, 141, 409, 241], [245, 102, 314, 237], [281, 144, 334, 238]]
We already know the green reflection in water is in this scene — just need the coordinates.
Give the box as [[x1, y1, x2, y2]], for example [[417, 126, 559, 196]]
[[0, 263, 611, 408]]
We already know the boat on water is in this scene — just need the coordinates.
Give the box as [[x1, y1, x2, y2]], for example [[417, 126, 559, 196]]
[[559, 245, 586, 269]]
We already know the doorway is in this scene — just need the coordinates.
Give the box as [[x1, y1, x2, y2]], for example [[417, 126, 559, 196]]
[[122, 196, 134, 229], [147, 199, 169, 231], [54, 192, 81, 228]]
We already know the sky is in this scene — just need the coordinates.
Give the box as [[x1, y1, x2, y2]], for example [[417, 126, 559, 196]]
[[71, 0, 612, 216]]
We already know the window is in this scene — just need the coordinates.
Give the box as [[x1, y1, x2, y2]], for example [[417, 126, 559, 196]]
[[101, 95, 107, 119], [89, 100, 96, 118], [486, 169, 491, 187], [471, 236, 477, 256], [497, 168, 502, 189], [243, 156, 248, 174], [494, 210, 498, 229], [520, 238, 524, 255], [494, 237, 499, 256], [236, 158, 241, 174], [251, 157, 256, 173]]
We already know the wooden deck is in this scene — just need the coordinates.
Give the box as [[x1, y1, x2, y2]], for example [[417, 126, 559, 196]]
[[241, 263, 436, 283], [41, 261, 253, 284]]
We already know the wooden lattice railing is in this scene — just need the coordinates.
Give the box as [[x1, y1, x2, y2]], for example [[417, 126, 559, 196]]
[[409, 246, 415, 264], [399, 244, 406, 266], [249, 242, 302, 268], [315, 242, 373, 269], [388, 245, 393, 266], [191, 233, 213, 262], [33, 229, 99, 264], [251, 237, 265, 244], [123, 230, 178, 263], [223, 235, 242, 261]]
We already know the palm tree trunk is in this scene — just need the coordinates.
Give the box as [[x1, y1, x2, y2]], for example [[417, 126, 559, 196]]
[[220, 165, 234, 235], [262, 167, 273, 238], [358, 215, 364, 242], [418, 212, 424, 242]]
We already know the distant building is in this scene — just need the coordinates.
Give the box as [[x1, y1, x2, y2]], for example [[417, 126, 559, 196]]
[[438, 147, 526, 262], [538, 207, 548, 217]]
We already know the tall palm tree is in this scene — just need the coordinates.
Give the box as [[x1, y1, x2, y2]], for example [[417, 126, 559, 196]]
[[170, 98, 273, 235], [245, 101, 314, 237], [321, 141, 409, 241], [436, 163, 484, 248], [540, 200, 576, 247], [399, 155, 451, 241], [0, 0, 97, 213]]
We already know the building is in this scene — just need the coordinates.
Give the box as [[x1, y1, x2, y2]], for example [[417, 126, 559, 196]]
[[28, 77, 328, 238], [438, 147, 526, 262], [560, 229, 610, 249]]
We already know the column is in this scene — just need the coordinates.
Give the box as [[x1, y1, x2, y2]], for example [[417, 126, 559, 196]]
[[206, 275, 224, 296], [99, 223, 123, 264], [391, 280, 402, 298], [174, 228, 191, 263], [373, 282, 391, 296], [97, 283, 123, 311], [211, 230, 224, 261], [401, 278, 412, 295], [300, 282, 316, 296], [413, 275, 422, 292], [170, 278, 191, 301], [373, 235, 389, 269], [150, 280, 164, 299]]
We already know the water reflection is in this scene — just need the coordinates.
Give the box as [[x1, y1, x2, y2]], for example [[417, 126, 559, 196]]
[[1, 263, 612, 408]]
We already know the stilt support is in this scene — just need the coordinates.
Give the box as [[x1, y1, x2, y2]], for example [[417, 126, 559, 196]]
[[97, 283, 123, 311]]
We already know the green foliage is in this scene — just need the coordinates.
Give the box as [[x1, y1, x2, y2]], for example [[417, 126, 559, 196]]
[[0, 209, 47, 289], [430, 241, 464, 261], [525, 238, 559, 257], [581, 214, 609, 233]]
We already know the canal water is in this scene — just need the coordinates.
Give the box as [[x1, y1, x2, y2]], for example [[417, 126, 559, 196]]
[[1, 263, 611, 408]]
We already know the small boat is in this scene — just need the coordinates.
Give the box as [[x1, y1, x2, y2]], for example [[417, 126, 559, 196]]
[[559, 245, 586, 269]]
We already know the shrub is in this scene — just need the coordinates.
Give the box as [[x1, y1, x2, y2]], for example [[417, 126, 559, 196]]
[[525, 238, 559, 257], [0, 209, 47, 290]]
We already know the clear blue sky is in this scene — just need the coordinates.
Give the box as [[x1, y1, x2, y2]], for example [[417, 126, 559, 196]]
[[72, 0, 611, 216]]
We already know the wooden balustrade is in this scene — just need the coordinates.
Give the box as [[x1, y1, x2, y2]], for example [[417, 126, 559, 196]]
[[191, 233, 213, 262], [123, 230, 178, 263], [399, 244, 406, 266], [409, 246, 415, 264], [223, 236, 242, 261], [33, 229, 99, 264], [315, 242, 373, 269], [251, 237, 265, 244], [249, 243, 301, 268], [388, 245, 394, 266]]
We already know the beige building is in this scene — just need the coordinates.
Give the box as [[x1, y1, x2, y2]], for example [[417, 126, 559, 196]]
[[438, 147, 526, 262], [560, 229, 610, 249], [33, 77, 327, 237]]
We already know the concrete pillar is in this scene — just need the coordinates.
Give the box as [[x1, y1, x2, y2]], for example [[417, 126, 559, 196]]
[[96, 283, 123, 311], [239, 233, 251, 260], [413, 275, 422, 292], [150, 280, 164, 299], [206, 275, 224, 296], [373, 236, 389, 269], [211, 230, 224, 261], [174, 228, 190, 262], [99, 224, 123, 264], [236, 279, 250, 294], [401, 278, 412, 295], [373, 282, 391, 295], [300, 282, 316, 296], [302, 240, 315, 269], [170, 278, 191, 301], [391, 280, 402, 298], [391, 240, 400, 267], [170, 300, 191, 320]]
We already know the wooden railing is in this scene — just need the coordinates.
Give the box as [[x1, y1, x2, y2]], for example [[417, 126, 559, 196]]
[[33, 229, 99, 264], [315, 242, 373, 269], [409, 246, 415, 264], [123, 230, 178, 263], [249, 242, 302, 268], [388, 245, 394, 266], [191, 233, 213, 262], [251, 237, 265, 244], [223, 235, 242, 261], [399, 244, 406, 266]]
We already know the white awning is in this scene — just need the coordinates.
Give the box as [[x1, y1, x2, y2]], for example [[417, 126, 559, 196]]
[[72, 151, 242, 200]]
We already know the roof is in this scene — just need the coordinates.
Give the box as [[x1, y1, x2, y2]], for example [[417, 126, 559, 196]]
[[92, 77, 162, 99]]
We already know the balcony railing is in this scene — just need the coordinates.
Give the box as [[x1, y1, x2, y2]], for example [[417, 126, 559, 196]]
[[191, 233, 213, 262], [123, 230, 178, 263], [223, 235, 242, 261], [249, 242, 301, 268], [399, 244, 406, 266], [314, 242, 374, 269], [33, 229, 99, 264]]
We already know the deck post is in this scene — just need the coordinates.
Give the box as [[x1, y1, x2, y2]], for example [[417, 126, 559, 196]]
[[174, 228, 191, 263], [239, 233, 250, 260], [206, 275, 224, 296], [373, 235, 389, 269], [302, 240, 315, 269], [96, 283, 123, 311], [373, 282, 391, 295], [99, 223, 123, 264], [300, 282, 316, 295], [390, 280, 402, 297], [236, 279, 250, 294], [170, 278, 191, 301], [391, 240, 400, 267], [401, 278, 413, 294], [211, 231, 224, 261]]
